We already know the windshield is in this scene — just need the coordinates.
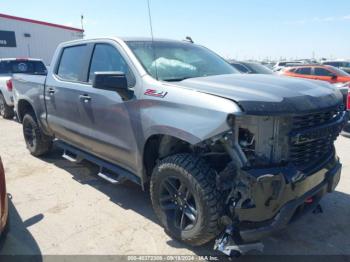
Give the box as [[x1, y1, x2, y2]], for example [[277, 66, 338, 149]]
[[0, 60, 47, 75], [244, 63, 273, 74], [126, 41, 238, 81], [329, 66, 350, 76]]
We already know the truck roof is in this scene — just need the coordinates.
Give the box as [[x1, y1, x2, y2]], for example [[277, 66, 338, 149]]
[[0, 58, 43, 62], [58, 37, 189, 47]]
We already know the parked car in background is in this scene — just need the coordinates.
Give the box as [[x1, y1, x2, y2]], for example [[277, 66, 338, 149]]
[[322, 61, 350, 74], [0, 157, 8, 240], [282, 65, 350, 84], [342, 88, 350, 137], [229, 61, 273, 74], [260, 61, 275, 69], [273, 61, 304, 72], [0, 58, 47, 119], [333, 82, 350, 107]]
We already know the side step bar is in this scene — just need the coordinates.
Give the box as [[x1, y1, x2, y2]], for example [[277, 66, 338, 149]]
[[62, 150, 83, 163], [97, 167, 127, 184], [55, 140, 141, 186]]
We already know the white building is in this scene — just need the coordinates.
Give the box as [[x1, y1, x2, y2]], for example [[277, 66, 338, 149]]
[[0, 13, 84, 65]]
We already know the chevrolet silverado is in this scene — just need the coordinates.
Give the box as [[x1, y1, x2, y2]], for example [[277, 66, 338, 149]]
[[12, 38, 348, 255]]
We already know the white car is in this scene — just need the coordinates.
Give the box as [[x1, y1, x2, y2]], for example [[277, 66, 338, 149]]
[[273, 61, 304, 72], [0, 58, 47, 119]]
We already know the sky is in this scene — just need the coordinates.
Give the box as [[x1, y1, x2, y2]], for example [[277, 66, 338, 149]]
[[1, 0, 350, 60]]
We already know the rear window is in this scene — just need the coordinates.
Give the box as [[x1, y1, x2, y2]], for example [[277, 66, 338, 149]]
[[0, 60, 47, 75], [57, 45, 88, 82]]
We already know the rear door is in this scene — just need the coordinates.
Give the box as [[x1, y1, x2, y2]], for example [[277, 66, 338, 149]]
[[45, 44, 95, 150], [77, 42, 139, 173], [293, 67, 314, 80]]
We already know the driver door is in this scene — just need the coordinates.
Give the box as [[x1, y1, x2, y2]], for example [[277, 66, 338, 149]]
[[78, 43, 139, 173]]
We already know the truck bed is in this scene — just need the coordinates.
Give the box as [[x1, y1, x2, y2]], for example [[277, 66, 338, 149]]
[[12, 74, 47, 123]]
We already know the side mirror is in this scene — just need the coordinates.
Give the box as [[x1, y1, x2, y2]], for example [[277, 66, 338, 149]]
[[93, 71, 134, 101], [330, 74, 338, 80]]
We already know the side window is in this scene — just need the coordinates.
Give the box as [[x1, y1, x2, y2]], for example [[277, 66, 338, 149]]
[[57, 45, 87, 81], [314, 68, 333, 76], [88, 44, 135, 87], [295, 67, 311, 75]]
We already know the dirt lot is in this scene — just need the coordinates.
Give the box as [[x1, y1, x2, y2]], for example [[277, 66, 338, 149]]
[[0, 117, 350, 256]]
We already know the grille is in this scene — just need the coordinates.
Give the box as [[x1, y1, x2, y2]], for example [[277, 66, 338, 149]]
[[290, 137, 334, 170], [292, 109, 342, 130], [290, 108, 344, 171]]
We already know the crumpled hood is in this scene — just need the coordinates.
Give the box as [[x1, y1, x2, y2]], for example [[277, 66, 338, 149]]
[[175, 74, 344, 115]]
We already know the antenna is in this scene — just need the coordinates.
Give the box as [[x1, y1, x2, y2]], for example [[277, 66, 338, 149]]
[[80, 14, 84, 31], [147, 0, 158, 80]]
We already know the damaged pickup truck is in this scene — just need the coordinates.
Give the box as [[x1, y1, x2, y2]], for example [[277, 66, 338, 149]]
[[13, 38, 348, 256]]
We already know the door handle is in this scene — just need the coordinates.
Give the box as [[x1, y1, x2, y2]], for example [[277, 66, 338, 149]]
[[48, 88, 56, 95], [79, 94, 91, 103]]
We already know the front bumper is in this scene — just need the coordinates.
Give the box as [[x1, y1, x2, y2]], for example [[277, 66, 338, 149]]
[[235, 153, 341, 243]]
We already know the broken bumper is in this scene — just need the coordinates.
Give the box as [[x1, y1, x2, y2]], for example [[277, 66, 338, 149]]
[[235, 153, 341, 243]]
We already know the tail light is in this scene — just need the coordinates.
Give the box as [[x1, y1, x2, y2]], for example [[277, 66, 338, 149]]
[[6, 79, 13, 92], [347, 89, 350, 110]]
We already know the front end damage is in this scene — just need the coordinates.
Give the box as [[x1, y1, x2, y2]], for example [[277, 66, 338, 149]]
[[205, 106, 348, 256]]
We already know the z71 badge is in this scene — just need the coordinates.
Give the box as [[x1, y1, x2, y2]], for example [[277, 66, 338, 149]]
[[144, 89, 168, 98]]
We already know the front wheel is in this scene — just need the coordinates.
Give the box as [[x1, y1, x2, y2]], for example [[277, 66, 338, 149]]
[[150, 154, 223, 246], [22, 113, 52, 156]]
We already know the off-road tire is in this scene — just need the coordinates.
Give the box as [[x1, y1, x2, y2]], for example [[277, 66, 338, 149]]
[[150, 154, 223, 246], [0, 93, 14, 119], [22, 113, 52, 156]]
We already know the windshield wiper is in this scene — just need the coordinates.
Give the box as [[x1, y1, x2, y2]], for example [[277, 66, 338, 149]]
[[162, 77, 193, 82]]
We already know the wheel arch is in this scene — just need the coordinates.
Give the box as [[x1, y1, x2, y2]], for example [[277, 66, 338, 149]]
[[142, 133, 198, 183], [17, 99, 36, 122]]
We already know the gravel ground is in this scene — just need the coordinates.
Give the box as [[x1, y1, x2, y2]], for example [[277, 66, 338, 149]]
[[0, 117, 350, 256]]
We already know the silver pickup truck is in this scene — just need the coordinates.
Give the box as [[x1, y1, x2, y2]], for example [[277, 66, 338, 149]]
[[13, 37, 348, 256]]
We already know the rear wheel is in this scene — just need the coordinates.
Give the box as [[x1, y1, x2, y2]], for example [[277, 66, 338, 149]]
[[150, 154, 222, 246], [0, 93, 14, 119], [22, 113, 52, 156]]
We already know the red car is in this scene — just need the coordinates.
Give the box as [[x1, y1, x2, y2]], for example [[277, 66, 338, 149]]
[[0, 157, 8, 239], [343, 89, 350, 137], [282, 65, 350, 84]]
